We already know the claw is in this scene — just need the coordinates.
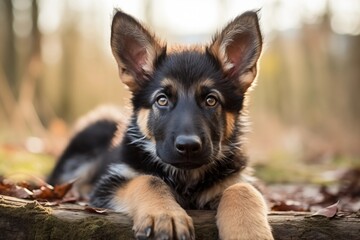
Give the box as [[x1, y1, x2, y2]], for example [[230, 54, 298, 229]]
[[145, 227, 152, 237], [136, 235, 149, 240], [135, 226, 152, 240], [156, 233, 170, 240], [180, 235, 187, 240]]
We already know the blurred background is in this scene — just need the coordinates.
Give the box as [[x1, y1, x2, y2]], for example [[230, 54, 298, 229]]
[[0, 0, 359, 184]]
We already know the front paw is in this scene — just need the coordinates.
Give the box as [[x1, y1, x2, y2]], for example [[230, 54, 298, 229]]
[[133, 210, 195, 240], [218, 225, 273, 240], [217, 183, 274, 240]]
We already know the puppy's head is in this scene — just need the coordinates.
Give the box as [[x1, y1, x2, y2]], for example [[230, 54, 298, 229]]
[[111, 10, 262, 169]]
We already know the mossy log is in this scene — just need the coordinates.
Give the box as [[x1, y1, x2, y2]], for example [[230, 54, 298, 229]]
[[0, 195, 359, 240]]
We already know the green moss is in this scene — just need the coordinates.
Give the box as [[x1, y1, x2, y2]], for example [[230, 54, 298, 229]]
[[0, 200, 133, 239], [24, 201, 52, 214]]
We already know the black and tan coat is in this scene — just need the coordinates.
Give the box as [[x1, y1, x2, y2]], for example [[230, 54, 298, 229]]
[[49, 10, 273, 240]]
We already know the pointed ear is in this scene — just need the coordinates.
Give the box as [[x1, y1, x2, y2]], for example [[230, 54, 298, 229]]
[[209, 11, 263, 92], [111, 10, 165, 92]]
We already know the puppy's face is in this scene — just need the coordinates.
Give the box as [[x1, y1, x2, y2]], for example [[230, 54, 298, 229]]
[[111, 11, 262, 169], [137, 51, 226, 169]]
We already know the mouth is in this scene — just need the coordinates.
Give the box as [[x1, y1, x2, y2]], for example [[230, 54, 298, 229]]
[[156, 145, 212, 170], [167, 159, 209, 170]]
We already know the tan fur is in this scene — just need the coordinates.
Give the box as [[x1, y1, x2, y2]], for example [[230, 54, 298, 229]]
[[197, 174, 240, 208], [118, 68, 138, 92], [136, 109, 152, 139], [199, 78, 215, 88], [160, 78, 219, 101], [195, 78, 216, 96], [210, 38, 234, 72], [239, 66, 258, 92], [160, 78, 178, 88], [168, 44, 205, 54], [160, 77, 180, 97], [111, 123, 127, 148], [225, 112, 236, 139], [113, 175, 194, 239], [216, 183, 273, 240]]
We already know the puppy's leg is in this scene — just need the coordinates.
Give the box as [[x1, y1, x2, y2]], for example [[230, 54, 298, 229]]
[[216, 183, 273, 240], [113, 175, 194, 240]]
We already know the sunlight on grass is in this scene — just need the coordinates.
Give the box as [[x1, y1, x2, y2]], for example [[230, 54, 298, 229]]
[[254, 152, 313, 183], [254, 152, 359, 184], [0, 147, 55, 181]]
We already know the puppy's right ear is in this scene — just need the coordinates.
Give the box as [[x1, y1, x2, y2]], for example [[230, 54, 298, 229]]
[[111, 10, 165, 92]]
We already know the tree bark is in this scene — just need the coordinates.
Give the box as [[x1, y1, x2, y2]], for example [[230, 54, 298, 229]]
[[0, 195, 359, 240]]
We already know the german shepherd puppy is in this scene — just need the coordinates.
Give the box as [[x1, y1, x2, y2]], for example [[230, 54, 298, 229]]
[[48, 10, 273, 240]]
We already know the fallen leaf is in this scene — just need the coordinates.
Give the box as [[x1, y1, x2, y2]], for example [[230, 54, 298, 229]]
[[12, 186, 33, 199], [32, 180, 75, 200], [312, 201, 339, 218], [0, 181, 33, 199], [32, 185, 55, 200], [271, 200, 308, 212], [17, 181, 32, 190], [84, 206, 108, 214], [0, 182, 13, 194], [53, 180, 75, 199]]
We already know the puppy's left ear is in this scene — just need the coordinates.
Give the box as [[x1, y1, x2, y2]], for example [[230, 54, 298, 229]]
[[209, 11, 262, 92]]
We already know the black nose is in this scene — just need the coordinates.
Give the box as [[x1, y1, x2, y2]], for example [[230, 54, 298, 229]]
[[175, 135, 202, 156]]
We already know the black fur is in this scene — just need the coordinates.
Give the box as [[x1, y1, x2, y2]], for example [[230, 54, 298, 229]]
[[48, 119, 118, 186]]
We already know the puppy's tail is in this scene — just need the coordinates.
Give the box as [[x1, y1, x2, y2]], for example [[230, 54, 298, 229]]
[[47, 105, 128, 198]]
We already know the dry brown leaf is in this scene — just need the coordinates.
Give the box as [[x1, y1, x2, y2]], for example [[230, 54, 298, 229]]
[[84, 206, 108, 214], [12, 186, 33, 199], [0, 182, 13, 194], [0, 181, 33, 199], [32, 185, 55, 200], [32, 180, 75, 200], [312, 201, 339, 218], [271, 200, 308, 212], [53, 180, 75, 199]]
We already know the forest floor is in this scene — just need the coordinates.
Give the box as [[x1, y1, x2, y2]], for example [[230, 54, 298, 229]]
[[0, 144, 359, 214]]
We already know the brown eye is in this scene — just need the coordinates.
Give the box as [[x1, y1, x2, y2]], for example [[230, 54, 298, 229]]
[[205, 95, 217, 107], [156, 94, 168, 106]]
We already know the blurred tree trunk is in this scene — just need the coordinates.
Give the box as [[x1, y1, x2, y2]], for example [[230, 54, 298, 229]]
[[0, 0, 45, 136], [0, 0, 18, 129], [59, 6, 79, 122], [2, 0, 17, 93], [59, 31, 74, 122], [347, 36, 360, 125], [15, 0, 45, 135]]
